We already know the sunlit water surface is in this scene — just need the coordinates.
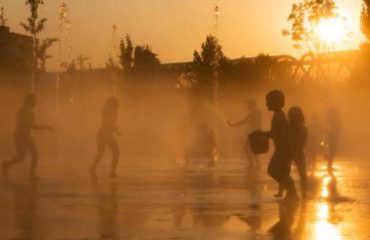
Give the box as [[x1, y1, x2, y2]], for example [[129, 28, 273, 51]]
[[0, 158, 369, 240]]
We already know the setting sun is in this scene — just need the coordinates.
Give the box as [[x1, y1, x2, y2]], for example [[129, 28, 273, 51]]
[[318, 17, 349, 47]]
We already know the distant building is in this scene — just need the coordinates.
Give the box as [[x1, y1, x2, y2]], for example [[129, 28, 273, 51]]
[[0, 26, 33, 75]]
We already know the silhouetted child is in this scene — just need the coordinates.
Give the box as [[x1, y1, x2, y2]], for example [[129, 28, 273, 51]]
[[265, 90, 298, 203], [306, 112, 322, 170], [275, 107, 308, 199], [228, 98, 262, 169], [2, 94, 53, 180], [325, 106, 341, 174], [89, 97, 121, 181], [199, 123, 217, 168]]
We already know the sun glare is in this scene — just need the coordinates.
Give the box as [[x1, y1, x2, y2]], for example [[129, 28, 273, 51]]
[[317, 17, 348, 47]]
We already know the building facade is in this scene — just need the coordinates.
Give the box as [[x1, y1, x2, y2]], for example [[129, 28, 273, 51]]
[[0, 26, 33, 76]]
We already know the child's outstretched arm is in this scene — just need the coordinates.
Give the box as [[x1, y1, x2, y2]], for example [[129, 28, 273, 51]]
[[265, 130, 272, 138], [32, 124, 53, 132], [227, 116, 248, 127], [31, 114, 53, 132], [265, 124, 282, 140]]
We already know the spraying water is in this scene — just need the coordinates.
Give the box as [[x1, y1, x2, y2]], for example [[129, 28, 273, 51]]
[[56, 1, 71, 115]]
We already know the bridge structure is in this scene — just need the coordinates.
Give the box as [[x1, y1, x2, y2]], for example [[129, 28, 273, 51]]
[[161, 50, 360, 89], [271, 50, 359, 84]]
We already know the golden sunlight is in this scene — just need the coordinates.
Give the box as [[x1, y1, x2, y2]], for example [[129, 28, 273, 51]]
[[320, 174, 333, 198], [317, 17, 348, 47], [314, 203, 342, 240]]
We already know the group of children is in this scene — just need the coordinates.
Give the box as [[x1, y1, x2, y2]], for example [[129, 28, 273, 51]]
[[228, 90, 308, 202], [1, 91, 312, 204], [1, 94, 121, 181], [264, 90, 307, 202]]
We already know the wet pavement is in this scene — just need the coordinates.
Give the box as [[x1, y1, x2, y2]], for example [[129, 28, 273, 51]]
[[0, 158, 370, 240]]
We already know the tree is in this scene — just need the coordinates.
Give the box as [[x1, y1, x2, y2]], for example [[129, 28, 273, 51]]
[[65, 60, 77, 74], [119, 34, 133, 72], [105, 55, 119, 70], [20, 0, 56, 74], [36, 38, 58, 72], [20, 0, 47, 44], [118, 34, 160, 78], [254, 54, 275, 77], [221, 54, 276, 90], [191, 35, 228, 98], [0, 7, 7, 26], [283, 0, 337, 53], [361, 0, 370, 41], [76, 55, 89, 70], [133, 45, 160, 68], [19, 0, 47, 90]]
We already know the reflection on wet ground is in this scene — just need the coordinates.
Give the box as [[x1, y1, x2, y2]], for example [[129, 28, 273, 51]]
[[0, 158, 370, 239]]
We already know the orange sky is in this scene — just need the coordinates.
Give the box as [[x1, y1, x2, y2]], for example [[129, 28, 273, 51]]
[[1, 0, 364, 70]]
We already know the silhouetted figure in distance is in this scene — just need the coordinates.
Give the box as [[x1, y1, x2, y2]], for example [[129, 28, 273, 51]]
[[265, 90, 298, 203], [306, 112, 322, 170], [275, 107, 308, 199], [325, 106, 341, 174], [228, 98, 262, 169], [89, 97, 121, 182], [199, 123, 217, 168], [2, 94, 53, 180]]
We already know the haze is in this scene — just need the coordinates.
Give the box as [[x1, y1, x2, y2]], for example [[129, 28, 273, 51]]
[[1, 0, 364, 70]]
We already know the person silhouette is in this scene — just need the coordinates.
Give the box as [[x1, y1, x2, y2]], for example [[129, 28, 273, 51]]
[[89, 97, 121, 182], [306, 112, 322, 171], [325, 106, 341, 174], [2, 94, 53, 181], [199, 122, 217, 168], [228, 98, 262, 169], [264, 90, 298, 203], [275, 107, 308, 199]]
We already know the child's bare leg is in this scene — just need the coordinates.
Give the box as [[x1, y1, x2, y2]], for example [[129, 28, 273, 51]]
[[268, 162, 284, 198], [90, 139, 105, 180], [3, 155, 25, 177], [282, 174, 298, 203], [296, 159, 307, 198], [108, 138, 119, 178], [253, 155, 260, 169], [2, 141, 26, 177], [274, 184, 284, 198]]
